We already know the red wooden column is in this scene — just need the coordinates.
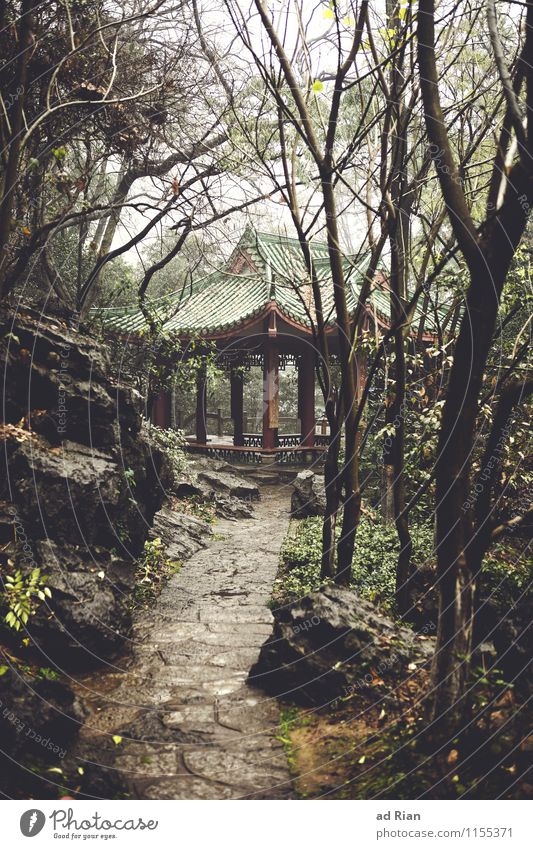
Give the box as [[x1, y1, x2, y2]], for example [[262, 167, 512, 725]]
[[195, 366, 207, 444], [230, 370, 244, 446], [152, 391, 171, 428], [262, 337, 279, 450], [298, 355, 316, 447]]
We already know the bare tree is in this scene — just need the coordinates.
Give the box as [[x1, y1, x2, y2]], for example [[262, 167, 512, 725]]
[[418, 0, 533, 724], [0, 0, 233, 313]]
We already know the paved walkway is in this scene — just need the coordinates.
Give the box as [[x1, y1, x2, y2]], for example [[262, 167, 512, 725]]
[[76, 487, 294, 799]]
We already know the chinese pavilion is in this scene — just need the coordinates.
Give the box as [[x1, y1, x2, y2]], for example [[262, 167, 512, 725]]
[[99, 228, 441, 464]]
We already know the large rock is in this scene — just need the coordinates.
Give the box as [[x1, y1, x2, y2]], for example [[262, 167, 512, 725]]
[[212, 496, 253, 520], [405, 559, 533, 696], [0, 307, 168, 666], [291, 469, 326, 518], [0, 666, 85, 763], [404, 562, 439, 629], [0, 306, 142, 447], [197, 469, 259, 501], [150, 502, 213, 562], [3, 433, 122, 545], [19, 540, 137, 666], [175, 457, 258, 517], [250, 585, 434, 705]]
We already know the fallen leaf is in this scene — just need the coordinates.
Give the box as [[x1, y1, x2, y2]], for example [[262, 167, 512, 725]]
[[446, 748, 459, 766]]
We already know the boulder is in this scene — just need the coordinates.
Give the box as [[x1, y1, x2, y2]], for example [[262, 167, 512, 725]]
[[403, 554, 533, 696], [0, 666, 85, 763], [213, 495, 253, 520], [0, 307, 168, 668], [197, 470, 259, 501], [150, 502, 213, 562], [404, 562, 439, 629], [175, 457, 259, 513], [250, 585, 434, 705], [291, 469, 326, 518], [0, 306, 174, 790], [18, 541, 136, 665], [0, 305, 142, 448], [3, 433, 122, 546]]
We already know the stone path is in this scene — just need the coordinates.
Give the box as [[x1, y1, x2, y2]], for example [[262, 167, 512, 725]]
[[75, 486, 294, 800]]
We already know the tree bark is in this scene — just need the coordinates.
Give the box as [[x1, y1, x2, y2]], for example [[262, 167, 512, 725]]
[[0, 0, 35, 297], [418, 0, 533, 725]]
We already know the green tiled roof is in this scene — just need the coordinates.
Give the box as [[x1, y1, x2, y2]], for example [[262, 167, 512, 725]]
[[97, 270, 270, 335], [95, 228, 445, 336]]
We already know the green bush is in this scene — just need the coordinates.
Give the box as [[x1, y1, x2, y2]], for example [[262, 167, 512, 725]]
[[481, 541, 533, 613], [279, 516, 435, 610], [143, 423, 187, 488]]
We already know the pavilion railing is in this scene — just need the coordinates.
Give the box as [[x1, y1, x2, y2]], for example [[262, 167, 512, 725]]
[[187, 444, 263, 464], [277, 433, 301, 447], [186, 442, 328, 466], [242, 433, 263, 448]]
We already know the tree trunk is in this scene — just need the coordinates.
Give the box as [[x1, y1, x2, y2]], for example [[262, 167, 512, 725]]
[[320, 175, 361, 585], [0, 0, 35, 297], [321, 403, 340, 579], [417, 0, 533, 725], [431, 257, 516, 723]]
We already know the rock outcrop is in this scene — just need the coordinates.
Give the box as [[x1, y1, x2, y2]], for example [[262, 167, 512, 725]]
[[0, 306, 168, 664], [405, 558, 532, 696], [175, 456, 259, 519], [149, 501, 213, 561], [250, 585, 434, 705], [0, 666, 85, 763]]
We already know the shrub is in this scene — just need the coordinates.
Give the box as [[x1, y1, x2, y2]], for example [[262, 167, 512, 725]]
[[481, 541, 533, 613], [279, 516, 435, 610], [1, 566, 52, 631], [142, 423, 187, 488]]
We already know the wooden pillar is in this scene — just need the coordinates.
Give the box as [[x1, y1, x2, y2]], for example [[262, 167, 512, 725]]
[[231, 370, 244, 446], [262, 343, 279, 450], [152, 391, 171, 428], [298, 356, 315, 447], [195, 366, 207, 444]]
